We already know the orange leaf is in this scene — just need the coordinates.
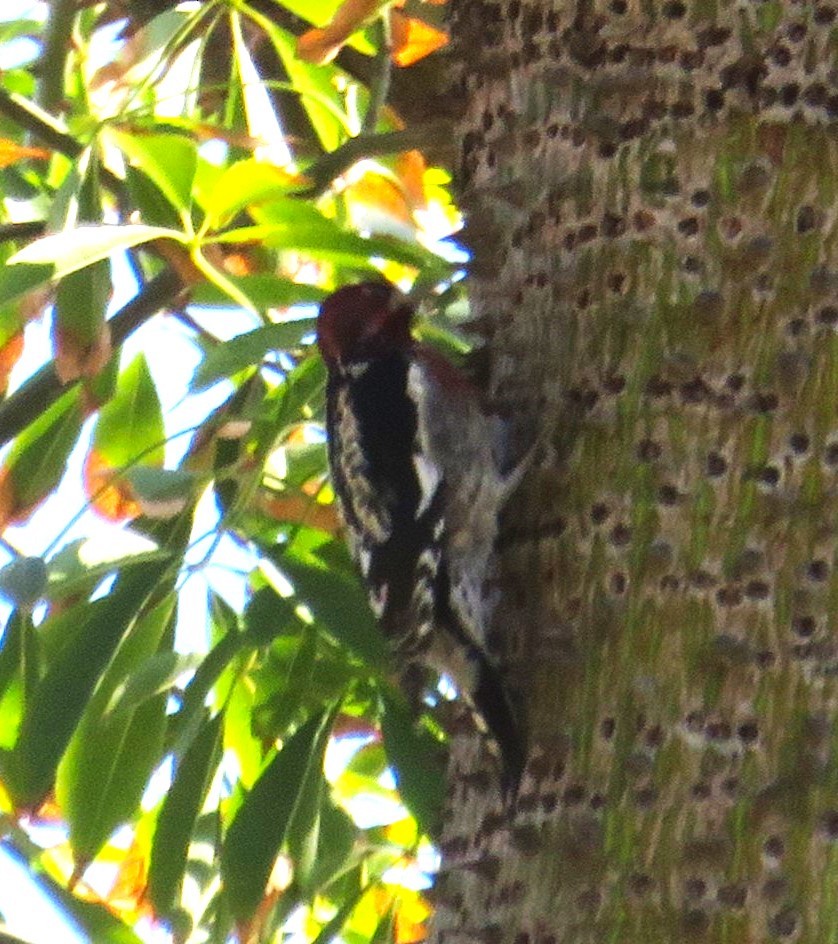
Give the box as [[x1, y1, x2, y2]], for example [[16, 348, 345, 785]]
[[0, 332, 24, 395], [53, 322, 112, 385], [395, 150, 428, 211], [296, 0, 386, 65], [295, 28, 341, 67], [0, 138, 50, 168], [83, 448, 141, 523], [344, 171, 415, 239], [223, 250, 261, 277], [390, 12, 447, 66], [257, 491, 341, 534], [0, 464, 41, 530]]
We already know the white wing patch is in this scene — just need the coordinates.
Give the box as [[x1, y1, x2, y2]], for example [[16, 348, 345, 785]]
[[407, 362, 445, 520], [412, 452, 442, 517], [357, 545, 372, 577], [345, 362, 369, 379], [335, 386, 391, 542], [368, 580, 388, 617]]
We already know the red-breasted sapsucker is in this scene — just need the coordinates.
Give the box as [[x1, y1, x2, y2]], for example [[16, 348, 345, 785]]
[[317, 281, 525, 797]]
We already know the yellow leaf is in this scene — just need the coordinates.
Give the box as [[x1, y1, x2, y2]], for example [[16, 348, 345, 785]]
[[384, 816, 418, 848], [108, 835, 152, 917], [395, 889, 432, 943]]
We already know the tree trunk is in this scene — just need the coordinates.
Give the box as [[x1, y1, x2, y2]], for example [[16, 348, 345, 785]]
[[433, 1, 838, 941]]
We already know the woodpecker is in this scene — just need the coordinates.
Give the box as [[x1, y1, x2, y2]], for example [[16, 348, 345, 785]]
[[316, 280, 525, 797]]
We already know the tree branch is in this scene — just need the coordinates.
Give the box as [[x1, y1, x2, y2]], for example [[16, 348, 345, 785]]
[[0, 87, 81, 158], [0, 88, 122, 192], [361, 15, 393, 135], [0, 222, 46, 243], [38, 0, 76, 113], [303, 123, 453, 197]]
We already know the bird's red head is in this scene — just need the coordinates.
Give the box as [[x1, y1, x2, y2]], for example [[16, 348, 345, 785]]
[[316, 281, 415, 367]]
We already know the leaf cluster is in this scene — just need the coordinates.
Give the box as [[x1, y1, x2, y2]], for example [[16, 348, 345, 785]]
[[0, 2, 462, 942]]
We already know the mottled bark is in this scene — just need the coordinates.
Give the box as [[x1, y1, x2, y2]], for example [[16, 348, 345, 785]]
[[433, 2, 838, 942]]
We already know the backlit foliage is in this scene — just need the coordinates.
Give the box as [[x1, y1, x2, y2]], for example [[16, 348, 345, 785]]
[[0, 2, 461, 941]]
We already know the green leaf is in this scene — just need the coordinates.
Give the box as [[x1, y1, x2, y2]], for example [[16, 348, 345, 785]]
[[53, 259, 111, 345], [211, 222, 428, 268], [92, 353, 165, 468], [370, 905, 397, 944], [168, 602, 251, 755], [270, 354, 327, 429], [273, 548, 386, 668], [243, 586, 297, 646], [221, 708, 334, 921], [108, 130, 198, 216], [48, 142, 102, 232], [309, 878, 369, 944], [189, 274, 324, 310], [262, 20, 349, 152], [0, 610, 25, 698], [250, 193, 340, 229], [0, 557, 47, 609], [0, 612, 30, 750], [294, 795, 357, 896], [57, 595, 176, 861], [380, 691, 445, 837], [126, 466, 200, 513], [286, 765, 324, 893], [281, 441, 328, 490], [0, 262, 52, 306], [214, 222, 453, 281], [148, 712, 223, 916], [249, 630, 319, 741], [346, 739, 388, 782], [8, 224, 182, 277], [105, 651, 202, 719], [47, 540, 170, 602], [0, 558, 167, 808], [191, 320, 316, 390], [4, 389, 84, 511]]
